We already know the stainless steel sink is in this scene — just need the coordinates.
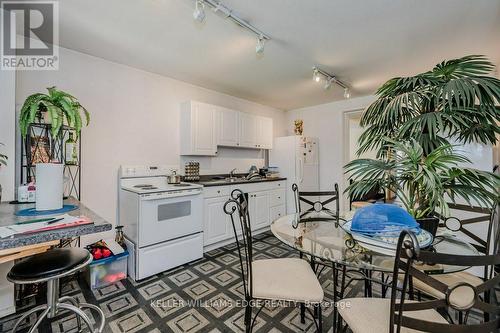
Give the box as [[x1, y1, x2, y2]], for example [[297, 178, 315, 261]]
[[202, 175, 270, 185], [225, 177, 240, 183]]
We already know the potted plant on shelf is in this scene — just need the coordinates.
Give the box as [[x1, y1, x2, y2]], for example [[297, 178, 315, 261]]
[[345, 139, 499, 235], [346, 55, 500, 233], [19, 86, 90, 138], [0, 143, 7, 202]]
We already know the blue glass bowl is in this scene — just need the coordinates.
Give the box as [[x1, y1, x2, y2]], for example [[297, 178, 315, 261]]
[[351, 203, 419, 235]]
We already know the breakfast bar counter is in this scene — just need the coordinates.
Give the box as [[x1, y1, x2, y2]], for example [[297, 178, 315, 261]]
[[0, 197, 112, 250]]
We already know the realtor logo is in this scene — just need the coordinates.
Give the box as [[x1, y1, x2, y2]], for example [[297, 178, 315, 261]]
[[1, 1, 59, 70]]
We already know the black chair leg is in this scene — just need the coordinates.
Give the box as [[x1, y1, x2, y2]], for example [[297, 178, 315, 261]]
[[332, 265, 339, 332], [317, 304, 323, 332], [245, 303, 252, 333], [300, 303, 306, 324]]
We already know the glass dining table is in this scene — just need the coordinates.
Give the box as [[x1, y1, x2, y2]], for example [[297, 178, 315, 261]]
[[271, 211, 480, 274], [271, 210, 481, 331]]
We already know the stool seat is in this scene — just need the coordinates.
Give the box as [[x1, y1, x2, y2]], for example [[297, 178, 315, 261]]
[[8, 248, 91, 281]]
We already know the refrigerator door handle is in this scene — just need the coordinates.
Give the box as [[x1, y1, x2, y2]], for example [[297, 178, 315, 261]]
[[299, 158, 304, 184]]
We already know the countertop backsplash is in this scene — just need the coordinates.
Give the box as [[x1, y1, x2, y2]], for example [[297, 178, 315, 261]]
[[180, 146, 266, 175]]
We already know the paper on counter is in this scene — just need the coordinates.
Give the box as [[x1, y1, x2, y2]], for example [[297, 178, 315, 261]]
[[0, 214, 88, 238]]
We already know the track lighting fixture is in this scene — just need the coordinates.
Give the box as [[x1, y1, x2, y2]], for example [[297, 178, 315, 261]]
[[193, 0, 206, 22], [255, 35, 265, 54], [324, 77, 333, 90], [344, 87, 351, 99], [312, 66, 350, 98], [191, 0, 271, 54], [313, 68, 321, 82]]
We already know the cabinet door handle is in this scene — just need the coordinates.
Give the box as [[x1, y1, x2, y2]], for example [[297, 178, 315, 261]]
[[278, 196, 281, 199]]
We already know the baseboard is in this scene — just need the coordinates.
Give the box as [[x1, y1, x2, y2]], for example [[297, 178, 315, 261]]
[[203, 227, 270, 252]]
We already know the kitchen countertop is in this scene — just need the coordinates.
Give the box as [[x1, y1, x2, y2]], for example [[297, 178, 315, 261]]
[[195, 177, 287, 187], [0, 197, 112, 250]]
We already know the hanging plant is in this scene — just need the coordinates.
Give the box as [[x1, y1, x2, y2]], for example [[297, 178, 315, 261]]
[[19, 87, 90, 138]]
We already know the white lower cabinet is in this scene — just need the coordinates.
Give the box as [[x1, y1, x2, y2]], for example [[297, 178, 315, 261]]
[[203, 196, 233, 246], [270, 205, 285, 221], [249, 191, 270, 230], [202, 180, 286, 250]]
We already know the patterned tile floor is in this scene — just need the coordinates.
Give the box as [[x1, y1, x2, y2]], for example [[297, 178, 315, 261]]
[[1, 232, 350, 333], [1, 231, 494, 332]]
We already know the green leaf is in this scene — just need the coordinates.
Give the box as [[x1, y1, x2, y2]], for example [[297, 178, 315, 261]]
[[18, 87, 90, 138]]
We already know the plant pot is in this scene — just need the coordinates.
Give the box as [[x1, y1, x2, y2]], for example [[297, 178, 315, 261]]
[[416, 216, 439, 237], [41, 110, 52, 124]]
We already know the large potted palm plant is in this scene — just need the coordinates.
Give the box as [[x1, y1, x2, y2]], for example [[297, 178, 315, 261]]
[[347, 55, 500, 233], [346, 139, 499, 234], [357, 55, 499, 157]]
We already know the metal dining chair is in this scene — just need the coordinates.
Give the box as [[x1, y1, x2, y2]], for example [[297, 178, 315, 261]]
[[292, 183, 340, 221], [410, 203, 499, 320], [292, 182, 372, 330], [338, 230, 500, 333], [348, 179, 386, 211], [223, 189, 324, 333]]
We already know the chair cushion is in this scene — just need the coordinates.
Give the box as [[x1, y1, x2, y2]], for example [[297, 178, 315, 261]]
[[338, 298, 448, 333], [410, 271, 483, 301], [251, 258, 324, 303], [9, 248, 91, 280]]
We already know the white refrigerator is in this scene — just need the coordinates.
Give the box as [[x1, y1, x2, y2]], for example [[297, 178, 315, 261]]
[[269, 136, 320, 214]]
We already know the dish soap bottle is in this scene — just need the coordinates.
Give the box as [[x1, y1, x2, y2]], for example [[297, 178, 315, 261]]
[[115, 226, 127, 250], [65, 132, 77, 165]]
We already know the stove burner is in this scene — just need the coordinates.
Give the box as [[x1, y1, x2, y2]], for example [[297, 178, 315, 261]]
[[134, 184, 154, 188]]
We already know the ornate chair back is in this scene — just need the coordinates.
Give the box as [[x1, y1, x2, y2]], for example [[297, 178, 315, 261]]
[[223, 189, 254, 300], [390, 230, 500, 333], [292, 183, 340, 221]]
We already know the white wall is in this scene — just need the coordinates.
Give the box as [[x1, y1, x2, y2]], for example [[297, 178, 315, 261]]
[[15, 46, 286, 239], [0, 18, 16, 202], [286, 95, 377, 210]]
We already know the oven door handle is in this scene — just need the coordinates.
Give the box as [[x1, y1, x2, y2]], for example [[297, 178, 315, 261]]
[[140, 190, 202, 201]]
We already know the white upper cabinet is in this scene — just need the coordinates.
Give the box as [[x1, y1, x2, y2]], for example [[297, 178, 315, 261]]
[[180, 101, 217, 156], [217, 107, 240, 147], [239, 112, 258, 148], [256, 116, 273, 149], [181, 101, 273, 154]]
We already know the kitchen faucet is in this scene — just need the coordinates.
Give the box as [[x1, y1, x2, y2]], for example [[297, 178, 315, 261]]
[[229, 168, 237, 178]]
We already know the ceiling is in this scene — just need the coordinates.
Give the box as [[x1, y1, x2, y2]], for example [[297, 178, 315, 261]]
[[53, 0, 500, 110]]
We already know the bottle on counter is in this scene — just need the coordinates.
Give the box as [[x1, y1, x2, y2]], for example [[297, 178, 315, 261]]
[[115, 226, 127, 250], [64, 132, 78, 165]]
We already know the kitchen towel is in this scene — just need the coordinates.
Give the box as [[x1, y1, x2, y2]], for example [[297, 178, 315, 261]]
[[35, 163, 64, 211]]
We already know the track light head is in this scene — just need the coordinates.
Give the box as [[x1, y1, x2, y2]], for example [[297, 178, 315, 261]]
[[313, 68, 321, 82], [256, 35, 265, 54], [344, 87, 351, 99], [193, 0, 206, 23], [324, 77, 333, 90]]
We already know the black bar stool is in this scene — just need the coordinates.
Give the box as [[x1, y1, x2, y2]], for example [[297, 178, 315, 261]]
[[7, 248, 105, 333]]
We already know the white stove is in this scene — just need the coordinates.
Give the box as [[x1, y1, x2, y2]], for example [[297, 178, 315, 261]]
[[118, 165, 204, 281]]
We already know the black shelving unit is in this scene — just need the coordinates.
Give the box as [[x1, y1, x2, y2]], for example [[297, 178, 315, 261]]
[[20, 122, 81, 200]]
